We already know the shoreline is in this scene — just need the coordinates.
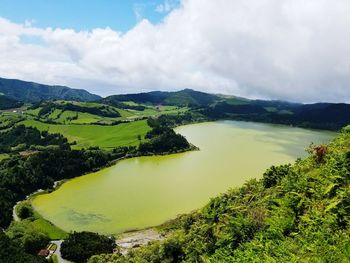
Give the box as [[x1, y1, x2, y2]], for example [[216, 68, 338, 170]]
[[13, 119, 336, 244]]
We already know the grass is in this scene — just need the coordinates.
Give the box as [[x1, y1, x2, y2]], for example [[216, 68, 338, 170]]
[[47, 109, 63, 119], [20, 119, 151, 149], [0, 112, 23, 130], [25, 107, 42, 116], [16, 201, 68, 240], [51, 255, 59, 263], [0, 153, 9, 161], [56, 110, 77, 123]]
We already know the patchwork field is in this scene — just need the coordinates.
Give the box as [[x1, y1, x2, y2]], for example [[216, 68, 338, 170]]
[[20, 119, 151, 149], [23, 101, 188, 125]]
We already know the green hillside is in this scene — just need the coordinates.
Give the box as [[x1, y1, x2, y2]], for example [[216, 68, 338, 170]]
[[0, 77, 101, 102], [0, 95, 23, 110], [20, 119, 151, 149], [102, 89, 220, 107], [102, 89, 350, 130], [90, 126, 350, 262]]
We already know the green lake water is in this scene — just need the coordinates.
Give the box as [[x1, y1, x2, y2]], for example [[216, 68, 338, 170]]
[[32, 121, 335, 234]]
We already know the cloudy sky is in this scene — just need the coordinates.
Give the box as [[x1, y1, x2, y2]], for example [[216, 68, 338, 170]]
[[0, 0, 350, 102]]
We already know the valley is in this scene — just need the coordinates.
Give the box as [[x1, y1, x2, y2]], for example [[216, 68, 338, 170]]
[[32, 121, 334, 234], [0, 79, 348, 263]]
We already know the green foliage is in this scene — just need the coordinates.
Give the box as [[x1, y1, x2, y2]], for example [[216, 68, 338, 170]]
[[18, 203, 34, 219], [61, 232, 115, 263], [6, 221, 50, 255], [147, 112, 208, 129], [90, 126, 350, 262], [0, 112, 24, 130], [0, 231, 44, 263], [139, 128, 190, 154], [0, 124, 69, 153], [139, 115, 194, 154], [0, 77, 100, 102], [0, 95, 23, 110], [263, 164, 292, 188]]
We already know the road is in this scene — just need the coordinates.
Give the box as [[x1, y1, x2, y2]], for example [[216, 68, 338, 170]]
[[12, 202, 20, 221], [51, 240, 71, 263]]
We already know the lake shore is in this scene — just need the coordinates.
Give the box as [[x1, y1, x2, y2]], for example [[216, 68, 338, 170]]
[[31, 120, 335, 235]]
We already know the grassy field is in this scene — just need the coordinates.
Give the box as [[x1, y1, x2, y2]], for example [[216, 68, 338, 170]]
[[0, 153, 9, 161], [15, 201, 68, 240], [0, 112, 23, 130], [20, 119, 151, 149], [22, 100, 189, 125], [47, 109, 63, 119], [51, 255, 59, 263], [25, 107, 42, 116]]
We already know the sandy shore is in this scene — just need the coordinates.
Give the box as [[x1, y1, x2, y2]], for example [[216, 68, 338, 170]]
[[116, 228, 165, 255]]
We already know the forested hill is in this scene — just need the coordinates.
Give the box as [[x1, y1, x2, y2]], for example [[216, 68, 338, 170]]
[[0, 77, 101, 103], [0, 94, 23, 110], [0, 75, 348, 130], [90, 126, 350, 262], [102, 89, 350, 130], [102, 89, 220, 107]]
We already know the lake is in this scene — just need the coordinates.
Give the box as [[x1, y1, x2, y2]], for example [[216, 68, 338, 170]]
[[32, 121, 335, 234]]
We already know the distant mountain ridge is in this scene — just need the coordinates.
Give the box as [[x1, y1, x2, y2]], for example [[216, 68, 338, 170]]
[[0, 76, 348, 130], [102, 89, 219, 107], [0, 77, 101, 103], [102, 89, 350, 130]]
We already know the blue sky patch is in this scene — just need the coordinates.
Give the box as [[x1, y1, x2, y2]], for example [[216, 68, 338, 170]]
[[0, 0, 180, 32]]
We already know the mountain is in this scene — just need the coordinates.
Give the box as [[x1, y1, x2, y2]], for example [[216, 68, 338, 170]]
[[102, 89, 220, 107], [0, 77, 101, 103], [102, 88, 350, 130], [0, 95, 23, 110]]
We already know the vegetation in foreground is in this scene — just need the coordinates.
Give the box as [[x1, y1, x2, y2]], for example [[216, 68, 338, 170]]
[[0, 231, 44, 263], [0, 79, 349, 262], [89, 126, 350, 262]]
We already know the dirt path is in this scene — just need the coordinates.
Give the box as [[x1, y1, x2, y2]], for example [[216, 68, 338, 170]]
[[116, 229, 165, 255], [12, 202, 20, 221], [51, 240, 71, 263]]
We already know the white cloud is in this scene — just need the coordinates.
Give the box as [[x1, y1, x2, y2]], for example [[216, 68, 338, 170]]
[[1, 0, 350, 102]]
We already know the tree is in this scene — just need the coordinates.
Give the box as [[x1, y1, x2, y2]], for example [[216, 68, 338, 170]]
[[61, 232, 116, 263], [6, 221, 50, 255], [0, 231, 43, 263], [262, 164, 292, 188], [18, 203, 34, 219]]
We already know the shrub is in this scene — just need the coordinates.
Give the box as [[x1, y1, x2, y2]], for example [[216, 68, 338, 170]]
[[61, 232, 116, 263], [262, 164, 292, 188]]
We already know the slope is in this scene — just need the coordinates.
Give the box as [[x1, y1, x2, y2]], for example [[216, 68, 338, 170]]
[[0, 77, 101, 102], [90, 126, 350, 262]]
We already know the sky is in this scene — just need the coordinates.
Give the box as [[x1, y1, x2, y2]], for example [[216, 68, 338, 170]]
[[0, 0, 350, 102]]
